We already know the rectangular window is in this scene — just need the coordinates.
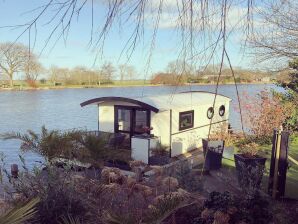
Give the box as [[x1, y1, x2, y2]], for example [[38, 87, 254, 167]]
[[117, 108, 131, 132], [179, 110, 194, 131]]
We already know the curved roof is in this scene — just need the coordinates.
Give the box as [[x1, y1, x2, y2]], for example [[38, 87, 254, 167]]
[[80, 96, 160, 113], [80, 91, 231, 112]]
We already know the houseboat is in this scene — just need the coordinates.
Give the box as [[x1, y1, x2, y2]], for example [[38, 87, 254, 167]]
[[80, 91, 231, 163]]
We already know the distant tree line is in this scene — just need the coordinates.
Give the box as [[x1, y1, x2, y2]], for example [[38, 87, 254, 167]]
[[0, 42, 139, 87], [151, 61, 273, 85], [47, 63, 137, 86], [0, 42, 273, 88]]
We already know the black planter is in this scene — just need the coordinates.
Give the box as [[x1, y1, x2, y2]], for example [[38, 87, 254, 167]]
[[202, 139, 224, 170], [234, 154, 266, 192]]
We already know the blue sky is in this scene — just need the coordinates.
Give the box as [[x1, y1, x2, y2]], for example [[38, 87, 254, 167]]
[[0, 0, 254, 79]]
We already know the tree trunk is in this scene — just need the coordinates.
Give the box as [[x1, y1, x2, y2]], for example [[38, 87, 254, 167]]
[[9, 75, 13, 87]]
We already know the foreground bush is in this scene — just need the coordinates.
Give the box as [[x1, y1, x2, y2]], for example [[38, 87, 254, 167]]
[[239, 91, 293, 144], [6, 166, 87, 224], [194, 191, 273, 224], [1, 126, 130, 168]]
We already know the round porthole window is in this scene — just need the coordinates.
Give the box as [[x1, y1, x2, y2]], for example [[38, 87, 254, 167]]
[[219, 105, 225, 116], [207, 107, 214, 119]]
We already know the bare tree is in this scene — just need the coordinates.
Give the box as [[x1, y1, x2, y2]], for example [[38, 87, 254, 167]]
[[0, 42, 29, 87], [48, 65, 69, 84], [100, 62, 115, 83], [167, 60, 194, 76], [23, 54, 44, 87], [251, 0, 298, 67], [71, 66, 87, 85], [119, 64, 136, 81]]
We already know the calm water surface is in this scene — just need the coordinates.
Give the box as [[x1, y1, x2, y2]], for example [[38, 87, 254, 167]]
[[0, 84, 283, 168]]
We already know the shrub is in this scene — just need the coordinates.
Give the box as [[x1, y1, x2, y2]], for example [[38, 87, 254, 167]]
[[274, 90, 298, 132], [238, 91, 293, 144], [198, 191, 272, 224], [235, 137, 260, 157], [1, 126, 82, 162], [7, 166, 88, 224], [1, 127, 130, 167]]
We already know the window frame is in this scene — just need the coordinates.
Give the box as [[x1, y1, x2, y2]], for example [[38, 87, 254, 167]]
[[179, 110, 194, 131], [207, 107, 214, 119], [219, 105, 225, 117]]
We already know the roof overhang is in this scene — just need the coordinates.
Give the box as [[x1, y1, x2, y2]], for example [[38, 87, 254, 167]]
[[80, 96, 159, 113]]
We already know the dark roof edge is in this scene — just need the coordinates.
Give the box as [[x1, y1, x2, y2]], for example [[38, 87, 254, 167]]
[[80, 96, 159, 113]]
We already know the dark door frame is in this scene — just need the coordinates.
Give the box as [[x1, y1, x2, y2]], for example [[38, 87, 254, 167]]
[[114, 105, 151, 138]]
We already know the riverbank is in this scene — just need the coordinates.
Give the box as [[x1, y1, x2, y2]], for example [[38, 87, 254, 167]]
[[0, 81, 275, 92]]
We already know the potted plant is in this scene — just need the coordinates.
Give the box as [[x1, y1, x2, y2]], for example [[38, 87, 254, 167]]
[[234, 139, 266, 197], [140, 126, 154, 137], [202, 124, 228, 170]]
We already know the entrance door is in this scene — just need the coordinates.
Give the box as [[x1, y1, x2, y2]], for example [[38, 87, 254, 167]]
[[134, 109, 150, 134], [115, 106, 132, 134], [115, 106, 150, 137]]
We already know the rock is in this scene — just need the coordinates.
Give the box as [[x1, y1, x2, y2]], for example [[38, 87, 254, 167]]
[[177, 188, 191, 198], [213, 211, 230, 224], [152, 192, 183, 205], [11, 193, 25, 201], [201, 208, 213, 220], [104, 183, 120, 193], [101, 167, 126, 184], [151, 166, 164, 176], [133, 184, 153, 198], [126, 176, 136, 188]]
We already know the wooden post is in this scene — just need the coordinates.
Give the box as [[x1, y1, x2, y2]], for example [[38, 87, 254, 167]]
[[268, 129, 289, 199], [11, 164, 18, 178], [272, 129, 282, 198]]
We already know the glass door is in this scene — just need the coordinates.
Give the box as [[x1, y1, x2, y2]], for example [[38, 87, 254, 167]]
[[115, 106, 132, 133], [134, 109, 150, 134], [115, 106, 150, 136]]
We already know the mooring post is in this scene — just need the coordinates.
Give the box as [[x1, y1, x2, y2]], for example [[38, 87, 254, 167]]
[[268, 128, 289, 199], [11, 164, 19, 178], [272, 129, 282, 198]]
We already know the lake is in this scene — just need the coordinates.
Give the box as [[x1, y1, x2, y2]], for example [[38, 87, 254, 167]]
[[0, 84, 283, 168]]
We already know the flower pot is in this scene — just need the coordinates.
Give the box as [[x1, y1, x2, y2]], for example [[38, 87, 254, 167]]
[[234, 154, 266, 194], [202, 139, 224, 170]]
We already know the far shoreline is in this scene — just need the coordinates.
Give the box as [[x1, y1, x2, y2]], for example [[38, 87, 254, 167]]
[[0, 82, 275, 92]]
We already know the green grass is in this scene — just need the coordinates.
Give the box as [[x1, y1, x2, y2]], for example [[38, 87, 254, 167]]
[[222, 137, 298, 199]]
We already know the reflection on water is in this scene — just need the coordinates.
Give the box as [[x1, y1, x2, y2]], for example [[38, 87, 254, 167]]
[[0, 84, 283, 168]]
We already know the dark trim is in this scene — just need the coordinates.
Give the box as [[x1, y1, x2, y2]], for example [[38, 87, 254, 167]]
[[97, 104, 100, 131], [80, 96, 159, 113], [207, 107, 214, 119], [172, 119, 228, 136], [219, 105, 225, 117], [178, 90, 231, 100], [148, 138, 150, 164], [169, 109, 172, 158], [179, 110, 194, 131], [114, 105, 151, 137]]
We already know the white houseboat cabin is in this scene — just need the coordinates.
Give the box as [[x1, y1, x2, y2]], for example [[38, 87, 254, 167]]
[[81, 91, 231, 163]]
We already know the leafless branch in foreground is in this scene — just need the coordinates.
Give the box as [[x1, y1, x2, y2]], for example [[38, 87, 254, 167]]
[[250, 0, 298, 69]]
